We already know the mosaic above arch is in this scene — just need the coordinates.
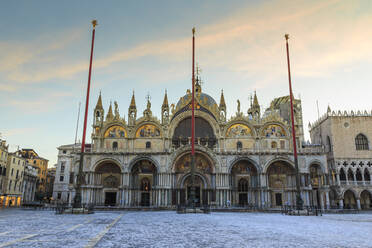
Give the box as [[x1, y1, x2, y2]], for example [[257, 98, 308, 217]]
[[104, 126, 127, 138], [263, 124, 286, 137], [226, 124, 252, 137], [175, 153, 213, 174], [136, 124, 161, 138]]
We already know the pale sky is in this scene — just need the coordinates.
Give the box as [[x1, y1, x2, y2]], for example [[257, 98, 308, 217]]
[[1, 0, 372, 166]]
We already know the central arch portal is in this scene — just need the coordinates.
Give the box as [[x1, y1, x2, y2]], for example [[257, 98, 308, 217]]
[[172, 152, 215, 206]]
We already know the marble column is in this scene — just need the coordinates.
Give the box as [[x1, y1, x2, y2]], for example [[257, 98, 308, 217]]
[[325, 191, 330, 209], [339, 199, 344, 209], [356, 198, 361, 210], [353, 172, 357, 185], [336, 173, 341, 186]]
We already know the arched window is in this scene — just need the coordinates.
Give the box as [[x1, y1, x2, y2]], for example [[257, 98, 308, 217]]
[[364, 169, 371, 181], [112, 141, 118, 150], [339, 168, 346, 181], [146, 141, 151, 149], [237, 141, 242, 150], [238, 178, 248, 192], [271, 141, 277, 149], [327, 136, 332, 152], [347, 168, 354, 181], [356, 168, 363, 181], [355, 134, 369, 150]]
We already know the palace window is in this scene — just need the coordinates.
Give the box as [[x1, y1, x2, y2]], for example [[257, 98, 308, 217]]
[[146, 141, 151, 149], [237, 141, 242, 150], [280, 140, 285, 149], [57, 193, 61, 199], [60, 162, 65, 173], [60, 176, 64, 182], [355, 134, 369, 150]]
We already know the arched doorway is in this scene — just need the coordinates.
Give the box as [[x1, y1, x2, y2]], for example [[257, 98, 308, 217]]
[[343, 190, 357, 209], [267, 161, 296, 207], [95, 161, 122, 206], [173, 152, 214, 206], [230, 160, 258, 206], [360, 190, 371, 209], [131, 159, 157, 206], [309, 164, 323, 208]]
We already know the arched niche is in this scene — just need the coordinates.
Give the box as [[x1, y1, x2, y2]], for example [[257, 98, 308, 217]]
[[94, 161, 122, 188], [231, 160, 258, 187], [267, 161, 295, 189]]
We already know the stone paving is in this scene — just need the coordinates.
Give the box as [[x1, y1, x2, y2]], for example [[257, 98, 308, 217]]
[[0, 209, 372, 247]]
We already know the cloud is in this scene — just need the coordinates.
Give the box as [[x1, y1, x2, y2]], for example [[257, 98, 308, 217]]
[[2, 0, 372, 92]]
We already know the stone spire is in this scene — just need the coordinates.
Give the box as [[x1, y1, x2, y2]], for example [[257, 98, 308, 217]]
[[162, 90, 170, 125], [219, 90, 226, 109], [248, 91, 260, 120], [253, 91, 259, 108], [130, 91, 136, 108], [162, 90, 169, 107], [128, 91, 137, 125], [106, 102, 114, 121], [219, 90, 226, 122], [93, 92, 104, 127], [95, 91, 103, 110]]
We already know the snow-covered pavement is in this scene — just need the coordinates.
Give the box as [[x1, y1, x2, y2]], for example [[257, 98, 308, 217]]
[[0, 209, 371, 248]]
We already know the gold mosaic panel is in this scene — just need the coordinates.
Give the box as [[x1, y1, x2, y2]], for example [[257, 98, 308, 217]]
[[104, 126, 127, 138], [263, 124, 286, 137], [226, 124, 252, 137], [136, 124, 161, 138]]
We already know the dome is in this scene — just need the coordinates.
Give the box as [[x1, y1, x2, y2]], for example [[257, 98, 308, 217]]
[[176, 92, 218, 109]]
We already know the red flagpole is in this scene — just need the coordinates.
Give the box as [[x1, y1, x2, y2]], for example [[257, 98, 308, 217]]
[[74, 20, 97, 208], [81, 20, 97, 153], [191, 28, 195, 156], [285, 34, 303, 209]]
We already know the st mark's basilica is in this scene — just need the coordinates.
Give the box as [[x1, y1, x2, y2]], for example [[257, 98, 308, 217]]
[[53, 77, 336, 209]]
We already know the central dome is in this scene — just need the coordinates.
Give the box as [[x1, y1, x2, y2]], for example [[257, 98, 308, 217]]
[[176, 92, 218, 109]]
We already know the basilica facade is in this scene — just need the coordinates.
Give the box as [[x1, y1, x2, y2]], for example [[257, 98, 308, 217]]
[[53, 82, 330, 209]]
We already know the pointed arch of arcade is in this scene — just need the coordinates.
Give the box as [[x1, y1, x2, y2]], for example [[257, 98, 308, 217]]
[[360, 190, 372, 209], [343, 189, 358, 209]]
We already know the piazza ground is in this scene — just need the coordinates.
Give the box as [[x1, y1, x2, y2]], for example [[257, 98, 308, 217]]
[[0, 210, 371, 248]]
